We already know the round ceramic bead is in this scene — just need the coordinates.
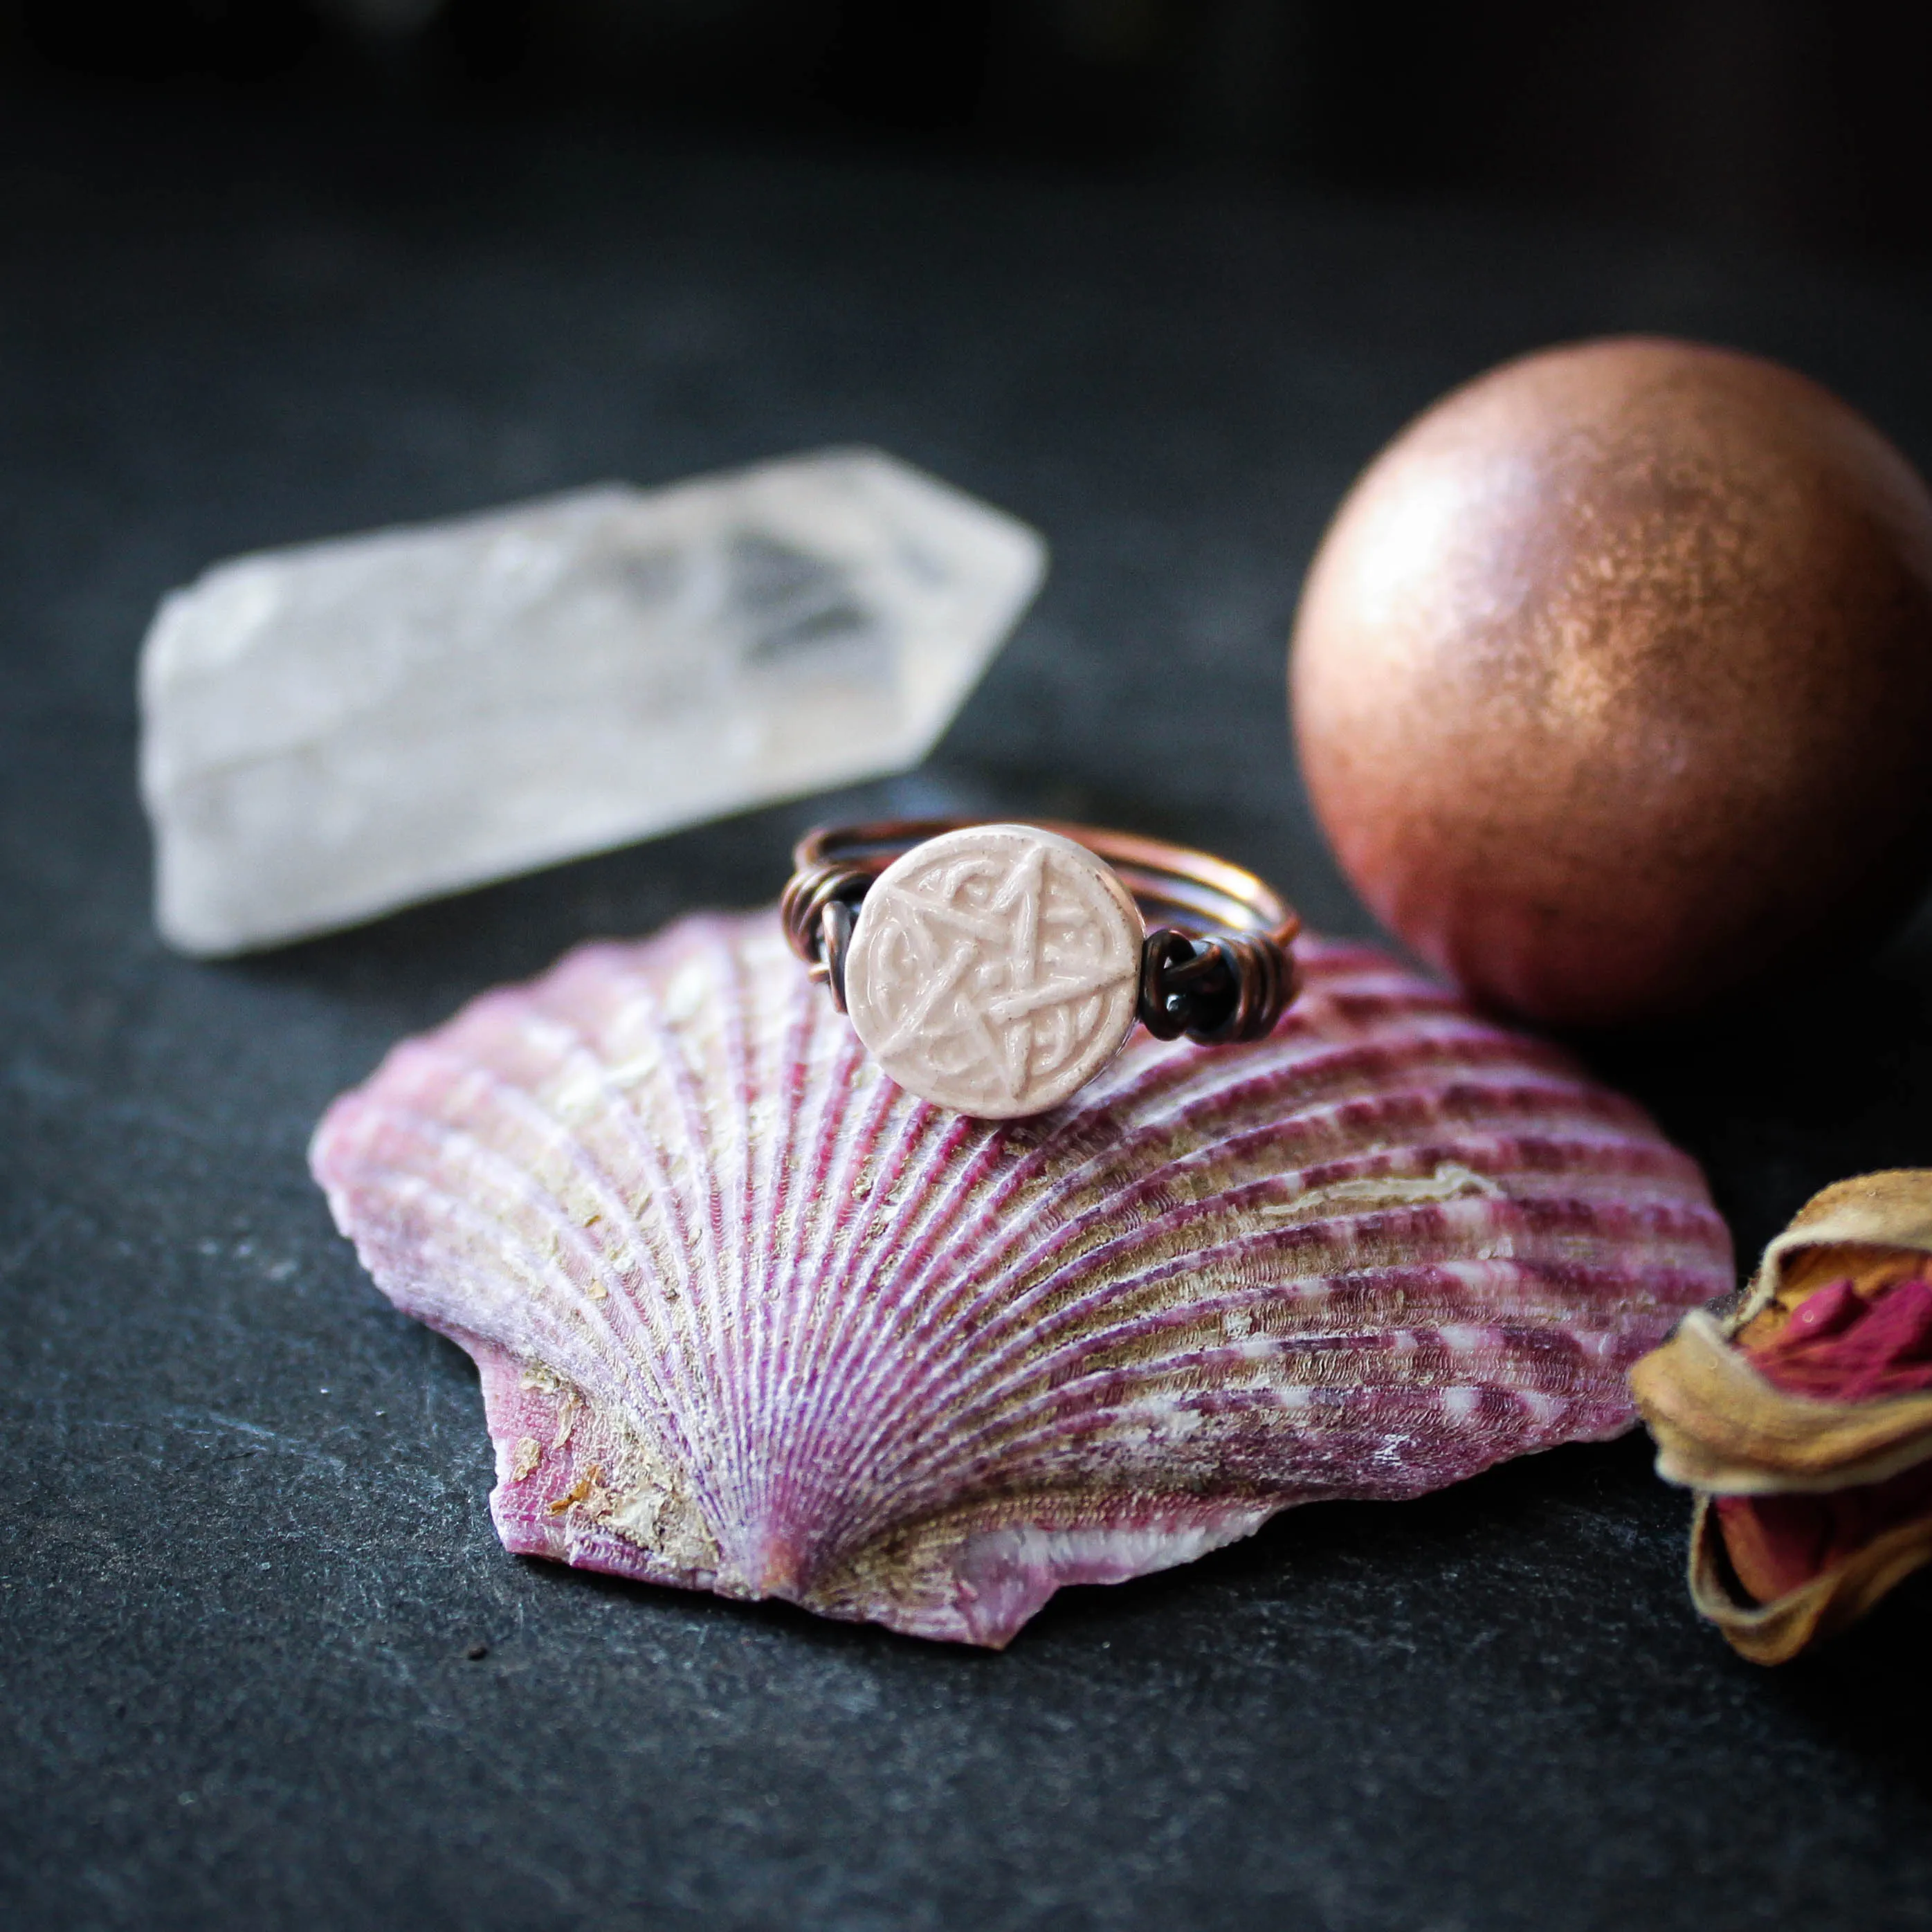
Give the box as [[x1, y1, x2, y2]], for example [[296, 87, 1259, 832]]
[[842, 823, 1144, 1116]]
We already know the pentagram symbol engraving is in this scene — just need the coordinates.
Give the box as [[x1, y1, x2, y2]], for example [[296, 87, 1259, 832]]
[[844, 824, 1145, 1117]]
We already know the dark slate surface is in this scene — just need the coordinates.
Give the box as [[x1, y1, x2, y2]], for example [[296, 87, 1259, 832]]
[[7, 91, 1932, 1932]]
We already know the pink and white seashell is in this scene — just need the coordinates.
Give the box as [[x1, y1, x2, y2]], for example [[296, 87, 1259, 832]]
[[309, 910, 1731, 1646]]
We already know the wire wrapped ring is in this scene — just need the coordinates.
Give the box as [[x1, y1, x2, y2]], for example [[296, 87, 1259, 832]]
[[782, 817, 1300, 1117]]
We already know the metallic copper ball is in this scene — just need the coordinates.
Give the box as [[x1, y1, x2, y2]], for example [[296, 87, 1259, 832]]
[[1290, 337, 1932, 1024]]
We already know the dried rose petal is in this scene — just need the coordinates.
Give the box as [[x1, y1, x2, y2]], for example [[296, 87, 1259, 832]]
[[1711, 1274, 1932, 1607], [1630, 1172, 1932, 1662], [1715, 1462, 1932, 1603], [1744, 1275, 1932, 1401]]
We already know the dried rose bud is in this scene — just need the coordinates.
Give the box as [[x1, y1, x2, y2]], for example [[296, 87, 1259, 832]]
[[1629, 1170, 1932, 1663]]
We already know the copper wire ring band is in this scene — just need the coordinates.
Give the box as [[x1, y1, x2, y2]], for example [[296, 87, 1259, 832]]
[[781, 817, 1302, 1048]]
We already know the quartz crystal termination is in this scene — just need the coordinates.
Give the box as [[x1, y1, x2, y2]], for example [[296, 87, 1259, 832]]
[[139, 448, 1047, 954]]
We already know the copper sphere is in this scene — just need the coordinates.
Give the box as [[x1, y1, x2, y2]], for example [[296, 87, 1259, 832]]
[[1289, 337, 1932, 1024]]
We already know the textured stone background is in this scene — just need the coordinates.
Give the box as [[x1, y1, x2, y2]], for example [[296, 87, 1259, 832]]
[[6, 90, 1932, 1932]]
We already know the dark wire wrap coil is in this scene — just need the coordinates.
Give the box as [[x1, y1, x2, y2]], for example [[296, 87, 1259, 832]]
[[778, 859, 868, 1014], [781, 818, 1302, 1046]]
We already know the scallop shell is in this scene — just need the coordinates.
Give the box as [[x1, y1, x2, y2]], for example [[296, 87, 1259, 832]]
[[310, 910, 1731, 1646]]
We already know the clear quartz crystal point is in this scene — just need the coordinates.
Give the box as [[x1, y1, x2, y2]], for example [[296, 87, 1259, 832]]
[[138, 448, 1046, 954]]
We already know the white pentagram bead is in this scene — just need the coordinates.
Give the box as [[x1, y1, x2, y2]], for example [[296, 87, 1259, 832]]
[[843, 823, 1145, 1117]]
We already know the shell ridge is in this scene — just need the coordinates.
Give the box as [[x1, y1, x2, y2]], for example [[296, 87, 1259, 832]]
[[901, 1366, 1582, 1510], [817, 1063, 1695, 1493], [839, 1193, 1726, 1523], [747, 972, 1268, 1553], [725, 933, 807, 1558], [812, 1066, 1304, 1461], [739, 948, 862, 1571], [787, 1122, 1034, 1485], [590, 939, 748, 1550], [782, 1072, 1577, 1531], [779, 1095, 995, 1531], [720, 918, 893, 1588], [866, 1026, 1642, 1350], [390, 1035, 704, 1319], [401, 993, 736, 1505], [692, 922, 773, 1565], [657, 921, 785, 1549], [765, 1050, 909, 1467], [510, 1003, 742, 1522], [769, 1072, 960, 1546], [886, 1120, 1715, 1396], [897, 1250, 1711, 1423], [501, 1020, 709, 1311], [466, 1334, 722, 1583], [321, 1159, 708, 1505], [957, 1314, 1623, 1437], [316, 1107, 719, 1500]]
